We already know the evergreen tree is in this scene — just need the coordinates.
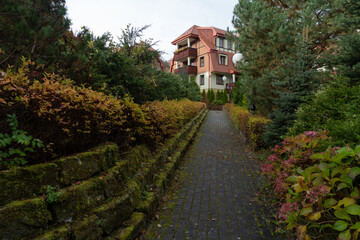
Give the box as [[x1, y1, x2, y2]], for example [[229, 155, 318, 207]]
[[207, 89, 215, 103], [0, 0, 70, 69], [201, 89, 206, 100], [328, 0, 360, 84], [264, 39, 317, 146], [230, 0, 346, 115]]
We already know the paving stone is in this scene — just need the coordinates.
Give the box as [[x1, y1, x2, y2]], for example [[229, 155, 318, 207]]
[[154, 111, 278, 239]]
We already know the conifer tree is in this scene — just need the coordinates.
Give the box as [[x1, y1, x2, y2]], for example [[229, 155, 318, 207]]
[[207, 89, 215, 103], [0, 0, 71, 68], [264, 38, 317, 146]]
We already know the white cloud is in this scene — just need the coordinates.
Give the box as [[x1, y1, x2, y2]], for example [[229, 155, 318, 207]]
[[66, 0, 237, 60]]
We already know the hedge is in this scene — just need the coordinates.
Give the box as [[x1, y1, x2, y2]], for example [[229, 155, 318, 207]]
[[225, 103, 270, 149]]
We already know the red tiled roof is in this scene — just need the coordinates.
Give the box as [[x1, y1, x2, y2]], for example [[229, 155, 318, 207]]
[[171, 26, 227, 51], [171, 25, 200, 45]]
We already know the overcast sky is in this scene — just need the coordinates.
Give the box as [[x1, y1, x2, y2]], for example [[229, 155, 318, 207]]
[[66, 0, 238, 60]]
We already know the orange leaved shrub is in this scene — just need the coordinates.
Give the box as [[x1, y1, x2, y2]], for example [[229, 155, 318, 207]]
[[0, 59, 205, 165]]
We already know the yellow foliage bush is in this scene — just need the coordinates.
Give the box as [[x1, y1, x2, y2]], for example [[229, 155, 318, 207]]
[[225, 103, 270, 149]]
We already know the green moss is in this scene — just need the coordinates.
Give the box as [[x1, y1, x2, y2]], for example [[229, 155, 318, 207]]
[[49, 179, 105, 223], [101, 169, 124, 198], [101, 143, 120, 170], [94, 194, 134, 234], [136, 192, 158, 218], [114, 212, 146, 240], [71, 215, 103, 240], [56, 151, 103, 186], [127, 180, 141, 206], [0, 163, 59, 205], [34, 226, 70, 240], [0, 198, 52, 239]]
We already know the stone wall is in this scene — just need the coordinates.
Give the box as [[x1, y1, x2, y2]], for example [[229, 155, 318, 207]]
[[0, 110, 207, 240]]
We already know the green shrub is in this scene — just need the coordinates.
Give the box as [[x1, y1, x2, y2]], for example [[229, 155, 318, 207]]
[[207, 89, 215, 103], [261, 131, 360, 239], [0, 114, 44, 169], [247, 116, 270, 150], [201, 89, 206, 99], [288, 76, 360, 147]]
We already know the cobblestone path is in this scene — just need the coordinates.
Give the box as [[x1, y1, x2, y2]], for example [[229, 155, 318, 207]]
[[147, 110, 278, 240]]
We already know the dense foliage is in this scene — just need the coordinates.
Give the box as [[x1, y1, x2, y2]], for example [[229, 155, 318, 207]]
[[0, 3, 200, 104], [0, 0, 71, 68], [262, 131, 360, 239], [288, 76, 360, 147], [225, 103, 269, 150], [0, 60, 205, 167], [231, 0, 360, 146]]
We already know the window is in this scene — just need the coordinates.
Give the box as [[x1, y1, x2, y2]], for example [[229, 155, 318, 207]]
[[219, 38, 223, 48], [228, 40, 232, 49], [219, 54, 228, 65], [200, 75, 204, 85], [216, 75, 224, 85], [200, 57, 204, 67]]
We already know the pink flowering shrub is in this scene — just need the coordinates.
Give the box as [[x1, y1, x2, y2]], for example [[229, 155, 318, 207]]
[[278, 202, 300, 221], [262, 130, 360, 239]]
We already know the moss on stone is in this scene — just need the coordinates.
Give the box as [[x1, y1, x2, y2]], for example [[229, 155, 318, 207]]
[[136, 192, 158, 219], [55, 151, 103, 186], [0, 163, 59, 205], [113, 212, 146, 240], [33, 225, 70, 240], [97, 143, 120, 171], [93, 194, 134, 234], [71, 214, 103, 240], [0, 198, 52, 239], [49, 179, 105, 223]]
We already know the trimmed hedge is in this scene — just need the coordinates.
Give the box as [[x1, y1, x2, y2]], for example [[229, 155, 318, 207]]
[[0, 59, 205, 167], [225, 103, 270, 149]]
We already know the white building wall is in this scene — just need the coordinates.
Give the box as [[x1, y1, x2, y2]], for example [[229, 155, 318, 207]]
[[196, 72, 210, 90], [210, 74, 227, 91]]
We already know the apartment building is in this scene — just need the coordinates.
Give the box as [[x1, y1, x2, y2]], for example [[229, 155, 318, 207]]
[[170, 25, 240, 91]]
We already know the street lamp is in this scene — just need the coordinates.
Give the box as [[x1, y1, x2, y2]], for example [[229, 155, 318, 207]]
[[223, 75, 232, 103], [232, 52, 244, 65]]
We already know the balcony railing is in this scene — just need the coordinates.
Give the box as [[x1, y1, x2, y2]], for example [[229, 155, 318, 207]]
[[174, 47, 197, 61], [174, 65, 197, 75]]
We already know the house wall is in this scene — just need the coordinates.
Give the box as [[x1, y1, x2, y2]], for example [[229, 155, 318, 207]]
[[195, 71, 210, 90]]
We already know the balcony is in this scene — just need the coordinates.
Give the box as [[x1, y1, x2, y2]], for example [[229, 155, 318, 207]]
[[174, 65, 197, 75], [174, 47, 197, 61]]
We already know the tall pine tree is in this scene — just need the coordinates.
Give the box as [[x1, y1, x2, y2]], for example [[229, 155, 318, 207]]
[[0, 0, 70, 69]]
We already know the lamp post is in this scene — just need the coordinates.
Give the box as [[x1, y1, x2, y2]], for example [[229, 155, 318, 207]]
[[223, 75, 231, 103], [231, 52, 255, 111]]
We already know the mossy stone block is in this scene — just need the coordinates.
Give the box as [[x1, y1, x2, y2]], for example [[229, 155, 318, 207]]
[[113, 212, 146, 240], [50, 180, 105, 223], [97, 143, 120, 171], [120, 145, 151, 175], [94, 194, 133, 235], [34, 225, 71, 240], [101, 168, 124, 198], [136, 192, 159, 219], [0, 163, 59, 205], [0, 198, 52, 239], [56, 151, 103, 186], [71, 215, 103, 240]]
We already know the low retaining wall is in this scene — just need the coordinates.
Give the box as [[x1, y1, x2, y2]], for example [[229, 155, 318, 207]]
[[0, 110, 207, 240]]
